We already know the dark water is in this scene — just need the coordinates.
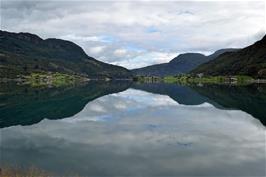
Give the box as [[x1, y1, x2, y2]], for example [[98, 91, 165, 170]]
[[0, 82, 265, 176]]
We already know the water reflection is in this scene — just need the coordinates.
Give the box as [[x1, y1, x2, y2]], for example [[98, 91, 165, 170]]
[[1, 82, 266, 127], [1, 89, 265, 176], [132, 83, 266, 125], [191, 84, 266, 125], [0, 81, 131, 128]]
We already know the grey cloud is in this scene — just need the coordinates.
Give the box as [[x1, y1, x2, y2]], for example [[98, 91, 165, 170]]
[[1, 0, 265, 68]]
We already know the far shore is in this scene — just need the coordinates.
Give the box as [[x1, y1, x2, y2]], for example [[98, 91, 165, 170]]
[[1, 72, 266, 87], [0, 71, 133, 88], [133, 75, 266, 85]]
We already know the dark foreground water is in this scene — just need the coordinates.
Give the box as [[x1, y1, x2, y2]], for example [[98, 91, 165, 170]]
[[0, 82, 265, 176]]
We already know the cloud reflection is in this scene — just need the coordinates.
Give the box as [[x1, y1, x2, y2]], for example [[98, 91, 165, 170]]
[[1, 89, 265, 176]]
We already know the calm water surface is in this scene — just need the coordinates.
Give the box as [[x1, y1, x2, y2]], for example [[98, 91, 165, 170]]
[[0, 82, 265, 176]]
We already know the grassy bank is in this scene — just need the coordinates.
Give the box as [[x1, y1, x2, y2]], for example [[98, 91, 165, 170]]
[[21, 72, 88, 87], [163, 75, 255, 85], [133, 75, 257, 85]]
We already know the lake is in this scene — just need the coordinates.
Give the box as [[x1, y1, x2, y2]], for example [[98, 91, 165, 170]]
[[0, 82, 265, 176]]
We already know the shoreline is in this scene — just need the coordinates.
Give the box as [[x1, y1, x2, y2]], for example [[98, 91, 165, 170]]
[[0, 72, 133, 87], [133, 75, 266, 85]]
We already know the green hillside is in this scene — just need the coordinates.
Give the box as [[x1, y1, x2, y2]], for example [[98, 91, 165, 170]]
[[192, 35, 266, 78], [131, 49, 237, 77], [0, 30, 132, 79]]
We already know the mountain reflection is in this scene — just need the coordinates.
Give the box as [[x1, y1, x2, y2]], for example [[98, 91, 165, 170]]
[[132, 83, 266, 126], [0, 82, 266, 128], [190, 84, 266, 125], [0, 81, 131, 128], [1, 88, 265, 176]]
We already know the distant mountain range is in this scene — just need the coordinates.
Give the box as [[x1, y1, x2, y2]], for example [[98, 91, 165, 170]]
[[191, 35, 266, 78], [0, 30, 131, 79], [131, 49, 238, 77]]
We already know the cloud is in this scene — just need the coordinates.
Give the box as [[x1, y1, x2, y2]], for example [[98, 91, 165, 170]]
[[1, 0, 265, 69], [88, 46, 106, 54], [60, 34, 113, 43], [111, 51, 178, 69], [114, 49, 127, 57]]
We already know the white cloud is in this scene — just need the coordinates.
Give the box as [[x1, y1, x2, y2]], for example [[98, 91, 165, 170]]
[[112, 51, 177, 69], [1, 1, 265, 69], [113, 49, 127, 57], [88, 46, 106, 54], [61, 34, 110, 43]]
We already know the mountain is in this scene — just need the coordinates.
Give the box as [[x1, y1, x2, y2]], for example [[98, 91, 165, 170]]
[[131, 49, 238, 77], [191, 35, 266, 78], [0, 30, 131, 79]]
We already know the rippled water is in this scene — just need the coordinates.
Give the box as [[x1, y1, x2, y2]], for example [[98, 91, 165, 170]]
[[0, 82, 265, 176]]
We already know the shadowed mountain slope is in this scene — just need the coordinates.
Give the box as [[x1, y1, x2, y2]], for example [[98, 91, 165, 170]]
[[192, 35, 266, 78], [132, 49, 238, 77], [0, 30, 131, 79]]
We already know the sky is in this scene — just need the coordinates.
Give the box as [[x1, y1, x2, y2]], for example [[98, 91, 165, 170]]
[[1, 0, 265, 69]]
